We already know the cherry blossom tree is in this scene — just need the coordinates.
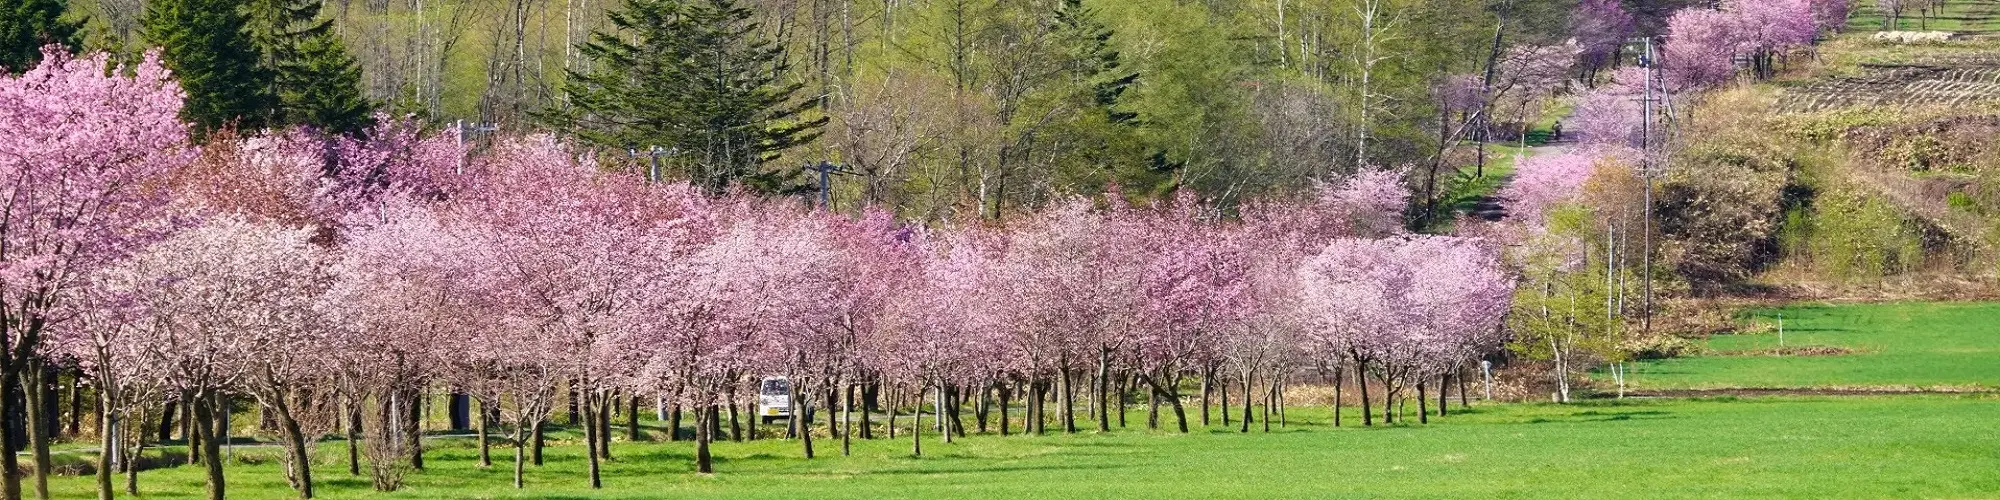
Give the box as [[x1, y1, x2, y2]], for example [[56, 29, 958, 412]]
[[0, 47, 190, 499], [114, 218, 327, 500], [1575, 0, 1637, 77]]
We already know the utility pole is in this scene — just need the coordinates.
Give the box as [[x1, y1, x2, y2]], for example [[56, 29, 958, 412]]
[[1631, 36, 1676, 337], [802, 161, 854, 209], [627, 146, 679, 182]]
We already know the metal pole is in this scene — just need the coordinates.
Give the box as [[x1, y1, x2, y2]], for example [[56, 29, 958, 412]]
[[1640, 37, 1656, 337], [818, 162, 831, 209]]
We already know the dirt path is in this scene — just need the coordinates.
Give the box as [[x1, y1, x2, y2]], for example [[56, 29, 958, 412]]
[[1464, 138, 1570, 222]]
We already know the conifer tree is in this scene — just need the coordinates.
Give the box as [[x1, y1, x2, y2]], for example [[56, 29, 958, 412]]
[[145, 0, 276, 134], [248, 0, 374, 134], [1046, 0, 1167, 199], [552, 0, 827, 194], [0, 0, 81, 72]]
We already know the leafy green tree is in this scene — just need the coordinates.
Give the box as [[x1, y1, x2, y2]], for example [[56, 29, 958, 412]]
[[0, 0, 81, 72], [552, 0, 827, 194], [145, 0, 276, 134], [248, 0, 373, 134]]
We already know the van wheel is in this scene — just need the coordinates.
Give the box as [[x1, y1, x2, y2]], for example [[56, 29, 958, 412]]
[[760, 416, 775, 425]]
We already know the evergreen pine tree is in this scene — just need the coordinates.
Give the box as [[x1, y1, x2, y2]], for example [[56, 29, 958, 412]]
[[551, 0, 827, 194], [0, 0, 81, 72], [247, 0, 373, 134], [1046, 0, 1172, 200], [145, 0, 277, 134]]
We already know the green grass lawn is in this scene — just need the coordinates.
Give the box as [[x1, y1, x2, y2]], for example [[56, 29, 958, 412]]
[[1626, 302, 2000, 390], [1846, 0, 2000, 33], [49, 395, 2000, 499]]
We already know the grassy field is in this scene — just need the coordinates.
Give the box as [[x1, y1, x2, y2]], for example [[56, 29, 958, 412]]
[[48, 395, 2000, 499], [52, 301, 2000, 498], [1625, 302, 2000, 390], [1846, 0, 2000, 33]]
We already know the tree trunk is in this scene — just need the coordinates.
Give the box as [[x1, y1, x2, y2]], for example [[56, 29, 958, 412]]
[[1238, 372, 1253, 433], [582, 394, 601, 489], [974, 382, 989, 434], [626, 395, 640, 442], [597, 395, 614, 459], [841, 384, 853, 456], [860, 382, 875, 439], [1199, 367, 1212, 427], [798, 385, 815, 459], [530, 420, 545, 466], [1439, 374, 1449, 417], [1333, 364, 1344, 427], [1220, 374, 1230, 426], [667, 403, 681, 441], [910, 385, 922, 457], [345, 400, 361, 475], [95, 392, 114, 500], [157, 400, 175, 442], [1059, 362, 1077, 434], [194, 394, 226, 500], [25, 364, 50, 500], [1355, 356, 1373, 426], [996, 383, 1009, 436], [1417, 381, 1429, 424], [274, 400, 315, 498], [694, 404, 713, 474], [1094, 348, 1110, 432], [511, 421, 527, 488], [477, 398, 491, 467], [400, 389, 423, 470]]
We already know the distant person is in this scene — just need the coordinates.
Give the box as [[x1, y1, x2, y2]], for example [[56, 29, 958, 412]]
[[1551, 121, 1563, 142]]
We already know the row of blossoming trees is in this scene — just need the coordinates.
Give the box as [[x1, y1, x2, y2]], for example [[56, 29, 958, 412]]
[[5, 47, 1513, 500]]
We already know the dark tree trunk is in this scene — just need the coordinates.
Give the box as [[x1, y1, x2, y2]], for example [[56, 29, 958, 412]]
[[345, 400, 361, 476], [695, 404, 714, 474], [477, 398, 492, 467], [64, 374, 80, 438], [974, 382, 989, 434], [273, 398, 315, 498], [530, 420, 545, 466], [1095, 348, 1111, 432], [909, 385, 922, 457], [194, 394, 226, 500], [404, 389, 424, 470], [25, 363, 50, 500], [597, 395, 613, 459], [860, 382, 876, 439], [1418, 381, 1429, 424], [582, 394, 601, 489], [157, 400, 175, 442], [667, 403, 681, 441], [1355, 355, 1373, 426], [1439, 374, 1449, 417], [1333, 364, 1344, 427], [1238, 372, 1253, 433], [627, 396, 640, 442], [996, 383, 1010, 436], [1220, 374, 1230, 427], [448, 393, 470, 431]]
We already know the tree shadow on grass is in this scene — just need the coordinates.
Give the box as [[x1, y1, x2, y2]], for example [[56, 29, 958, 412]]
[[1523, 410, 1673, 424]]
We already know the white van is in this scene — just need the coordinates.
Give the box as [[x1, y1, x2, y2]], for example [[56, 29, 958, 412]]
[[757, 376, 792, 424]]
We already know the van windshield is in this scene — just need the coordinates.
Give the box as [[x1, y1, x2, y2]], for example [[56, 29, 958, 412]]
[[760, 379, 789, 395]]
